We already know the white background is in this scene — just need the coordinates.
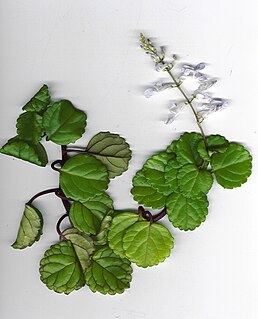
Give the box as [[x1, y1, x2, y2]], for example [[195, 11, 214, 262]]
[[0, 1, 258, 318]]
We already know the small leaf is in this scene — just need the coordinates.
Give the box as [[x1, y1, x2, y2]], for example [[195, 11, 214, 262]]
[[166, 192, 209, 231], [22, 84, 50, 112], [108, 212, 140, 258], [211, 143, 252, 189], [62, 228, 95, 270], [60, 154, 109, 201], [12, 204, 43, 249], [197, 135, 229, 160], [176, 132, 202, 166], [166, 140, 178, 154], [164, 158, 181, 191], [86, 132, 132, 178], [39, 240, 85, 294], [131, 169, 166, 209], [144, 151, 174, 195], [85, 246, 132, 295], [177, 164, 213, 197], [43, 100, 87, 145], [0, 136, 48, 166], [16, 112, 44, 144], [92, 215, 112, 245], [123, 221, 174, 267]]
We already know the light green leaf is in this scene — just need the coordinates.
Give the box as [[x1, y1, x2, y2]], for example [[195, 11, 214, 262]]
[[22, 84, 50, 112], [86, 132, 132, 178], [166, 192, 209, 231], [176, 132, 202, 166], [39, 240, 85, 294], [85, 246, 132, 295], [92, 215, 112, 245], [60, 154, 109, 201], [12, 204, 43, 249], [62, 228, 95, 271], [177, 164, 213, 197], [16, 112, 44, 144], [123, 221, 174, 267], [211, 143, 252, 189], [0, 136, 48, 166], [43, 100, 87, 145], [131, 169, 166, 209], [144, 151, 174, 195], [108, 212, 140, 258], [197, 135, 229, 161]]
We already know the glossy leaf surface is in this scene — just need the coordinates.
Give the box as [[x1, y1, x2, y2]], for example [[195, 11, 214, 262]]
[[176, 132, 202, 166], [22, 84, 50, 112]]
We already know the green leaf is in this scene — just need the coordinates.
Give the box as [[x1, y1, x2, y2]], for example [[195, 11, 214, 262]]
[[62, 228, 95, 271], [166, 192, 209, 231], [131, 169, 166, 209], [22, 84, 50, 113], [60, 154, 109, 201], [0, 136, 48, 166], [176, 132, 202, 166], [211, 143, 252, 189], [123, 221, 174, 267], [144, 151, 174, 195], [108, 212, 140, 258], [12, 204, 43, 249], [197, 135, 229, 160], [86, 132, 132, 178], [43, 100, 87, 145], [164, 158, 181, 191], [16, 112, 44, 144], [39, 240, 85, 294], [177, 164, 213, 197], [85, 246, 132, 295], [92, 215, 112, 246], [166, 140, 178, 154]]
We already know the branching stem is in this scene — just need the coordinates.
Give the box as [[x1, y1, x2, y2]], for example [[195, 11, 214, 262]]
[[27, 188, 59, 205]]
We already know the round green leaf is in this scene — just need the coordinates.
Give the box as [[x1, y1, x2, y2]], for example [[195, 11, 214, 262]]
[[22, 84, 50, 113], [0, 136, 48, 166], [144, 151, 174, 195], [16, 112, 44, 144], [166, 140, 178, 154], [60, 154, 109, 201], [43, 100, 87, 145], [211, 143, 252, 189], [166, 192, 209, 231], [39, 240, 85, 294], [12, 204, 43, 249], [86, 131, 132, 178], [197, 135, 229, 160], [62, 228, 95, 271], [177, 164, 213, 197], [131, 169, 166, 209], [85, 246, 132, 295], [164, 158, 181, 191], [176, 132, 202, 166], [123, 221, 174, 267], [108, 212, 140, 258], [92, 215, 113, 246]]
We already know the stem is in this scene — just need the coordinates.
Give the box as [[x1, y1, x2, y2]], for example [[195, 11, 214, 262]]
[[56, 213, 69, 237], [138, 206, 166, 223], [27, 188, 59, 205], [65, 148, 122, 159]]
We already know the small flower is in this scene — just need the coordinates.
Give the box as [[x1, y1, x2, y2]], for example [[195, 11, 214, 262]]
[[144, 81, 175, 98], [181, 62, 206, 77], [165, 102, 183, 124], [199, 98, 228, 119], [195, 79, 217, 93], [195, 92, 212, 102]]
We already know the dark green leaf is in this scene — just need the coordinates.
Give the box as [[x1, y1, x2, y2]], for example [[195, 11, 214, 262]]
[[176, 132, 202, 166], [166, 192, 209, 231], [211, 143, 252, 189], [43, 100, 87, 145], [92, 215, 112, 245], [166, 140, 178, 154], [164, 158, 181, 191], [39, 240, 85, 294], [60, 154, 109, 201], [22, 84, 50, 113], [197, 135, 229, 160], [16, 112, 44, 144], [12, 204, 43, 249], [85, 246, 132, 295], [86, 132, 132, 178]]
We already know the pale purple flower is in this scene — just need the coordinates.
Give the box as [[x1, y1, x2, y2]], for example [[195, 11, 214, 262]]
[[195, 79, 217, 93], [165, 102, 183, 124], [199, 98, 228, 119], [144, 81, 175, 98]]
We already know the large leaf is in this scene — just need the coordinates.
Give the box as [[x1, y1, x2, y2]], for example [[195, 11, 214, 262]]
[[166, 192, 209, 231], [123, 221, 174, 267], [60, 154, 109, 201], [12, 204, 43, 249], [144, 151, 174, 195], [85, 246, 132, 295], [43, 100, 87, 145], [197, 135, 229, 161], [39, 240, 85, 294], [131, 169, 166, 209], [211, 143, 252, 189], [176, 132, 202, 166], [16, 112, 44, 144], [86, 132, 132, 178], [62, 228, 95, 271], [22, 84, 50, 112], [0, 136, 48, 166], [177, 164, 213, 197], [108, 212, 140, 258]]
